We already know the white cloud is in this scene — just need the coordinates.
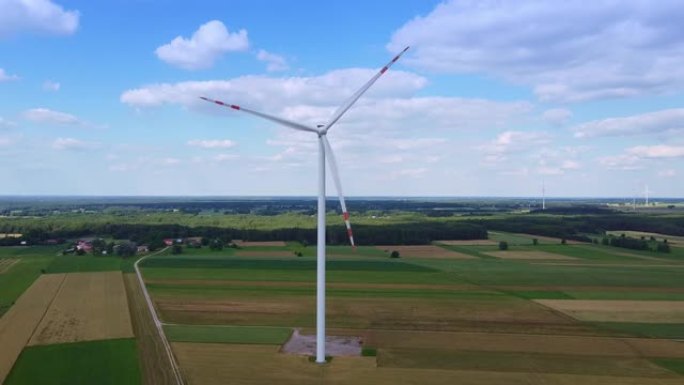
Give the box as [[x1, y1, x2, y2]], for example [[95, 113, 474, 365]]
[[598, 154, 642, 170], [24, 108, 79, 124], [480, 130, 551, 161], [22, 108, 101, 128], [121, 68, 427, 109], [388, 1, 684, 102], [213, 153, 238, 162], [627, 145, 684, 158], [572, 109, 684, 138], [256, 49, 289, 72], [0, 68, 19, 82], [0, 136, 13, 147], [0, 0, 79, 37], [155, 20, 248, 70], [543, 108, 573, 126], [187, 139, 236, 149], [158, 157, 181, 166], [43, 80, 60, 91], [52, 137, 99, 151], [0, 117, 17, 129], [658, 169, 676, 178]]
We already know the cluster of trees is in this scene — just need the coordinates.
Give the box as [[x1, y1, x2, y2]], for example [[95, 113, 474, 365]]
[[2, 220, 488, 247], [601, 234, 671, 253]]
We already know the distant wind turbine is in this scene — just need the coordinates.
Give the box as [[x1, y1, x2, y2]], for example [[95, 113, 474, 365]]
[[201, 47, 410, 364]]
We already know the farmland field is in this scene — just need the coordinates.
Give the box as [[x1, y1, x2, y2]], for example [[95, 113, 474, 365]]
[[131, 239, 684, 384], [0, 268, 136, 384], [28, 271, 133, 346], [3, 338, 141, 385]]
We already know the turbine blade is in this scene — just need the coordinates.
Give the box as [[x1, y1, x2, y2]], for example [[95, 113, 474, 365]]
[[322, 136, 355, 248], [323, 46, 410, 132], [200, 96, 319, 134]]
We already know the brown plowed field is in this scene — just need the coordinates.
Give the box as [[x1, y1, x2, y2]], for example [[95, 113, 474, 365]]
[[536, 299, 684, 323], [124, 273, 179, 385], [375, 245, 475, 259], [0, 258, 18, 273], [155, 296, 573, 331], [171, 342, 684, 385], [363, 329, 684, 358], [0, 273, 65, 384], [28, 271, 133, 345]]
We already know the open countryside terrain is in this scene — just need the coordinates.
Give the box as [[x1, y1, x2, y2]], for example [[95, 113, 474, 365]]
[[1, 227, 684, 384], [132, 235, 684, 384], [0, 247, 141, 385]]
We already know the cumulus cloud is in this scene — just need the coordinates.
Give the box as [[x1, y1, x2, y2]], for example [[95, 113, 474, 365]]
[[52, 137, 99, 151], [155, 20, 248, 70], [598, 154, 642, 170], [572, 109, 684, 138], [121, 68, 427, 110], [388, 0, 684, 102], [658, 169, 676, 178], [0, 117, 17, 129], [627, 145, 684, 158], [543, 108, 573, 126], [43, 80, 60, 91], [256, 49, 289, 72], [0, 0, 79, 37], [23, 108, 79, 124], [187, 139, 236, 149], [480, 130, 551, 162], [0, 68, 19, 82]]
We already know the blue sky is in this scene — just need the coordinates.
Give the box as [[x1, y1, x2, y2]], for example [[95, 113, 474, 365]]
[[1, 0, 683, 198]]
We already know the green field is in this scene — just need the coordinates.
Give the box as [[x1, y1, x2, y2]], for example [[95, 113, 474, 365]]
[[3, 339, 141, 385], [136, 242, 684, 384], [0, 247, 56, 316]]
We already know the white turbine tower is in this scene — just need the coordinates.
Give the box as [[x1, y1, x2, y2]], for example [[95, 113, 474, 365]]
[[201, 47, 409, 363]]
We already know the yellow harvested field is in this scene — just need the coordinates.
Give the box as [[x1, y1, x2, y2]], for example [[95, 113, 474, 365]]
[[0, 274, 65, 384], [172, 342, 684, 385], [374, 245, 475, 259], [28, 271, 133, 345], [484, 251, 577, 260], [0, 258, 18, 273], [535, 299, 684, 323], [435, 239, 498, 246], [232, 240, 287, 247]]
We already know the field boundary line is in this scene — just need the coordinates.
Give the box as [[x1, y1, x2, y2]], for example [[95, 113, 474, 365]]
[[135, 248, 185, 385]]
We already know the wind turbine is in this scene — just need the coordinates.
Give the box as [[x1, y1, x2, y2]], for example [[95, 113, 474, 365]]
[[200, 46, 410, 363]]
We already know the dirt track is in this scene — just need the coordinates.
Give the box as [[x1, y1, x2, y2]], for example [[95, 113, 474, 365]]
[[124, 273, 180, 385]]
